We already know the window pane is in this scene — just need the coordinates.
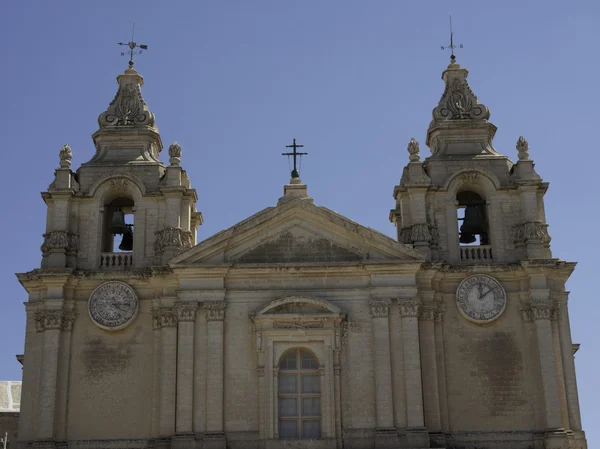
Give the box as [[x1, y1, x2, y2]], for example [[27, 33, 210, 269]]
[[278, 374, 297, 394], [300, 350, 319, 369], [302, 375, 321, 393], [302, 397, 320, 416], [280, 351, 297, 370], [279, 420, 298, 439], [278, 398, 297, 417], [302, 420, 321, 439]]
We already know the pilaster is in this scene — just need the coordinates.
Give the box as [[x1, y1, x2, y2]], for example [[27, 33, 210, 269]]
[[154, 307, 178, 439], [418, 305, 441, 433], [204, 301, 227, 449], [397, 298, 428, 448], [368, 299, 396, 433], [174, 302, 198, 445]]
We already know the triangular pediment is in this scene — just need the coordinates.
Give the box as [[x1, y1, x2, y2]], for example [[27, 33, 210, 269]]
[[170, 198, 424, 266]]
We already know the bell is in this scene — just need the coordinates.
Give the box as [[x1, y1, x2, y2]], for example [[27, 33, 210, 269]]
[[459, 204, 486, 244], [118, 229, 133, 251], [109, 210, 129, 235]]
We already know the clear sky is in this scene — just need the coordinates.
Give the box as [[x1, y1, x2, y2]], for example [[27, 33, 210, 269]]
[[1, 0, 599, 443]]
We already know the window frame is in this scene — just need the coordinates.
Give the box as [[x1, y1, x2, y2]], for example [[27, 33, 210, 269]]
[[278, 349, 321, 439]]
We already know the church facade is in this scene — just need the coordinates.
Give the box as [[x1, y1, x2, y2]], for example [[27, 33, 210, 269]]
[[15, 57, 587, 449]]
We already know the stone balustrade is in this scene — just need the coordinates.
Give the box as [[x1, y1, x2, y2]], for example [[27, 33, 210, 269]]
[[459, 245, 493, 262], [100, 252, 133, 270]]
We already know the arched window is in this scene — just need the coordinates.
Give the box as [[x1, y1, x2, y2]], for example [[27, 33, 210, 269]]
[[103, 197, 134, 253], [457, 191, 489, 246], [278, 349, 321, 440]]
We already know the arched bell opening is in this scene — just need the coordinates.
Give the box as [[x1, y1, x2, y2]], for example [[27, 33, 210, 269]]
[[456, 191, 489, 246], [103, 197, 135, 253]]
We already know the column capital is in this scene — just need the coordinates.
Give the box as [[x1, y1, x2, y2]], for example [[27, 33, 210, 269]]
[[35, 309, 75, 332], [520, 303, 558, 322], [419, 304, 442, 322], [369, 298, 391, 318], [397, 298, 421, 318], [174, 302, 198, 322], [152, 307, 178, 329], [204, 301, 227, 321]]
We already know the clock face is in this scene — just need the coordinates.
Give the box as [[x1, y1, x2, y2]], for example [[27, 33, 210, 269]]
[[88, 281, 139, 331], [456, 275, 506, 323]]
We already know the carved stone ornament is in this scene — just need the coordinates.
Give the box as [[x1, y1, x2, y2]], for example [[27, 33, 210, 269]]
[[169, 141, 182, 166], [35, 310, 76, 332], [59, 144, 72, 168], [419, 304, 442, 322], [457, 171, 480, 186], [516, 136, 530, 161], [432, 65, 490, 122], [154, 227, 186, 255], [456, 275, 506, 324], [513, 221, 551, 245], [205, 301, 227, 321], [98, 67, 155, 128], [398, 298, 421, 317], [175, 302, 198, 322], [152, 308, 178, 329], [41, 231, 78, 255], [369, 299, 391, 318], [410, 223, 432, 244], [88, 281, 139, 331], [407, 137, 420, 162], [273, 320, 324, 329], [107, 177, 130, 193]]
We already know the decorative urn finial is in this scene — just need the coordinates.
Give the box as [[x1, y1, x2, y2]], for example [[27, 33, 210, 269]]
[[169, 141, 182, 166], [59, 144, 72, 168], [407, 138, 420, 162], [516, 136, 529, 161]]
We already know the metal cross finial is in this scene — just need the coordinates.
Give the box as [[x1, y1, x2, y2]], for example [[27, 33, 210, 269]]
[[282, 138, 308, 179], [1, 431, 8, 449], [441, 15, 463, 63], [118, 23, 148, 68]]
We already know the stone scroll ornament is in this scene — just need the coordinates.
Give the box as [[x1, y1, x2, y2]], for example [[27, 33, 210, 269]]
[[97, 67, 156, 128], [432, 65, 490, 122], [88, 281, 139, 331]]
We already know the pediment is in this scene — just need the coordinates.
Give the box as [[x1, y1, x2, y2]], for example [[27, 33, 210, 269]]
[[170, 198, 424, 266], [251, 296, 345, 331]]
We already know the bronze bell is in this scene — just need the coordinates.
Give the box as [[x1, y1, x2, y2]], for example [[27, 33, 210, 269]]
[[109, 210, 129, 235], [118, 229, 133, 251], [459, 204, 486, 244]]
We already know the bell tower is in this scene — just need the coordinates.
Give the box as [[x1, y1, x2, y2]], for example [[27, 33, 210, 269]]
[[40, 63, 202, 271], [390, 58, 551, 263]]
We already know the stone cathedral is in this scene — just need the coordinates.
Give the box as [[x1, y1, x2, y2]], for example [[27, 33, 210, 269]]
[[15, 55, 587, 449]]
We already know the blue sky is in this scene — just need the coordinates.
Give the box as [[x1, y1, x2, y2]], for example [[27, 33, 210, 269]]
[[1, 0, 599, 443]]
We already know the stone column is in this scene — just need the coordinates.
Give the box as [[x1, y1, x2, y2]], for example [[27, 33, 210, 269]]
[[418, 306, 441, 432], [333, 325, 343, 449], [154, 307, 178, 445], [397, 298, 428, 447], [368, 299, 395, 431], [174, 303, 198, 448], [531, 304, 564, 431], [54, 309, 75, 442], [204, 301, 227, 449], [557, 300, 583, 434], [34, 310, 67, 446], [434, 308, 449, 432]]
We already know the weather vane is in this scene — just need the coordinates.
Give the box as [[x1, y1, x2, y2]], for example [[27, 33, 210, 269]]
[[441, 15, 462, 63], [282, 138, 308, 179], [118, 23, 148, 68]]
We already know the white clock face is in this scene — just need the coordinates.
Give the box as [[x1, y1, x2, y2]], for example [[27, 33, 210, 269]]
[[88, 281, 139, 331], [456, 275, 506, 323]]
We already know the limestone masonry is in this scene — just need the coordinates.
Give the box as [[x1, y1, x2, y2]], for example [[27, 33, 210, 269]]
[[14, 58, 587, 449]]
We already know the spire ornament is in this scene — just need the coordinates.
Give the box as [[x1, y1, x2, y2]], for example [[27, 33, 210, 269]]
[[407, 138, 420, 162], [169, 141, 182, 166], [59, 144, 72, 168], [516, 136, 530, 161]]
